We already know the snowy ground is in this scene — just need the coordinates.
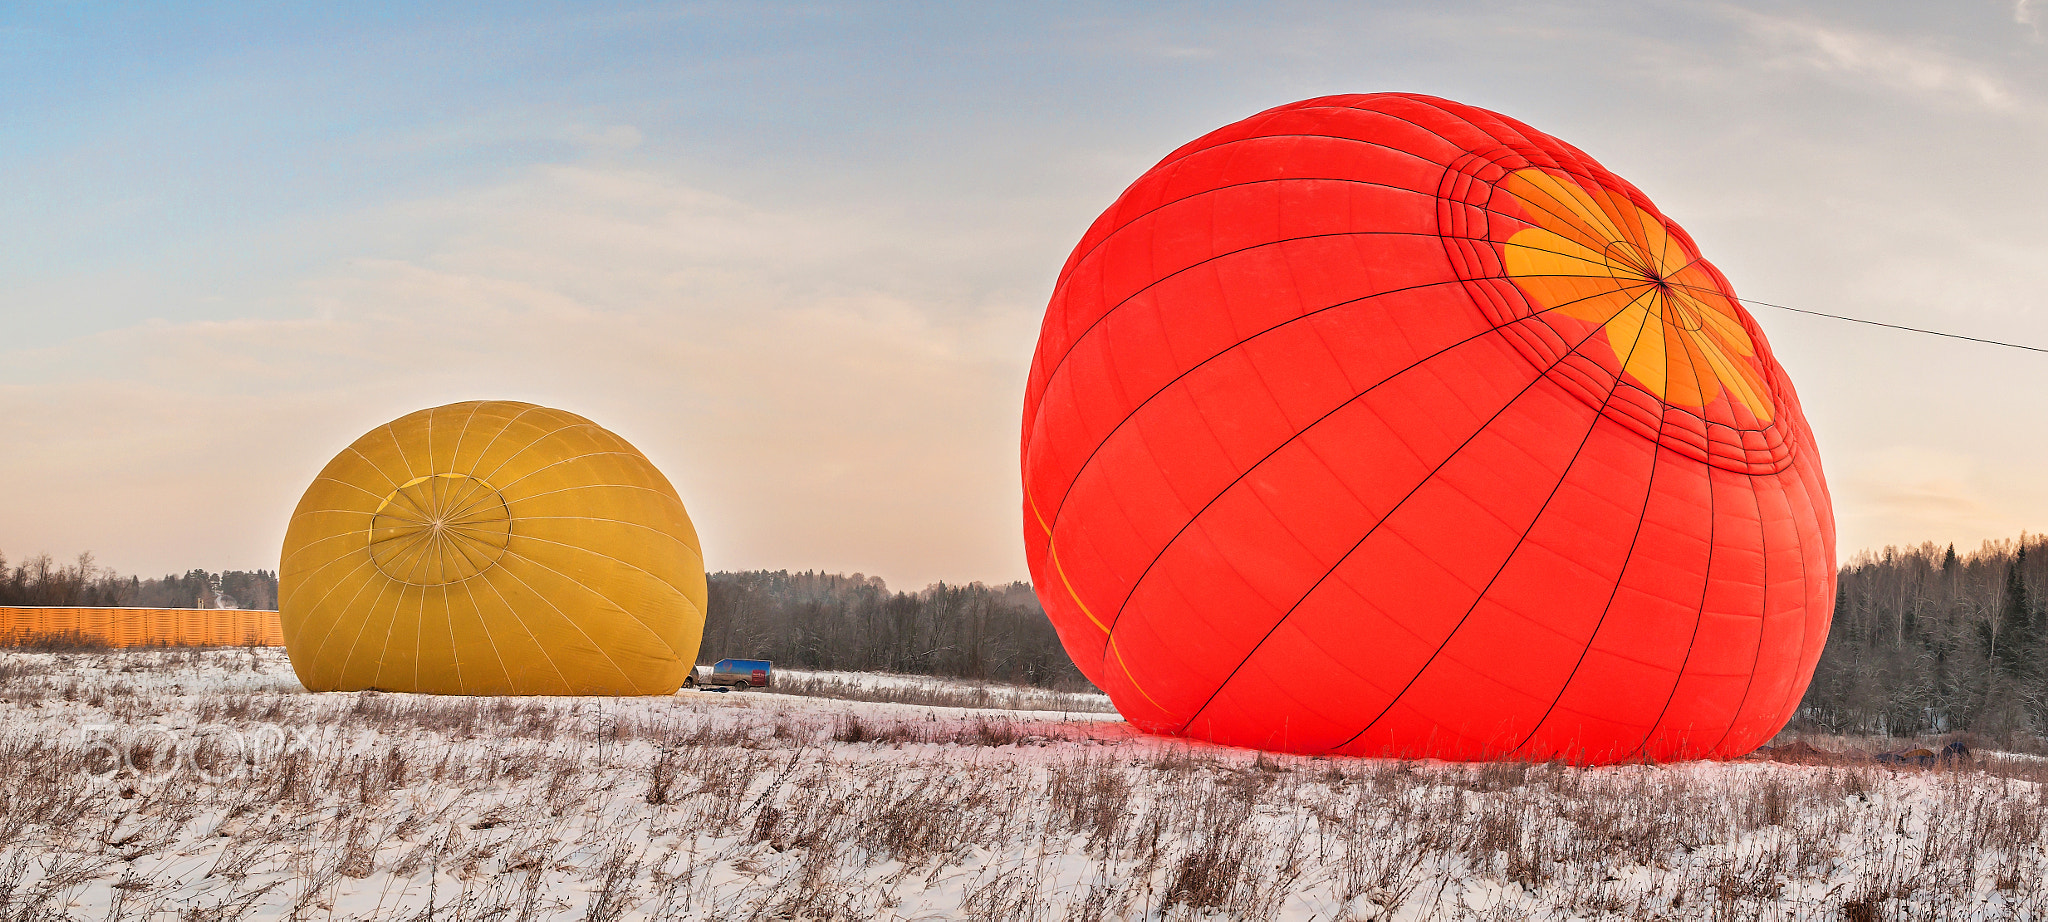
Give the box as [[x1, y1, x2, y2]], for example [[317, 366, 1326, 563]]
[[0, 648, 2044, 920]]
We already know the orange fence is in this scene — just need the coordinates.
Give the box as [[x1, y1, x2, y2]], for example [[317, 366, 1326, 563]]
[[0, 607, 283, 647]]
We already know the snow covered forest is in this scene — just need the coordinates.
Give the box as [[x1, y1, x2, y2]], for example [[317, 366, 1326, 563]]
[[1801, 536, 2048, 747], [699, 570, 1083, 688], [0, 551, 276, 611], [17, 533, 2048, 740]]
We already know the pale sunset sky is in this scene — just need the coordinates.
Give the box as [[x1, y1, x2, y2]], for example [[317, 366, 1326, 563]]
[[5, 2, 2048, 588]]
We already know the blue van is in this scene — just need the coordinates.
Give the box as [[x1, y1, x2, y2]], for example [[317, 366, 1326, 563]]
[[689, 658, 772, 690]]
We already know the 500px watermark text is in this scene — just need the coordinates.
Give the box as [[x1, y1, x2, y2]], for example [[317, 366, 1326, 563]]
[[77, 723, 330, 783]]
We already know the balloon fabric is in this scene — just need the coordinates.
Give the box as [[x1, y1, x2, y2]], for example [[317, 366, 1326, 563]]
[[1020, 94, 1835, 764], [280, 401, 706, 695]]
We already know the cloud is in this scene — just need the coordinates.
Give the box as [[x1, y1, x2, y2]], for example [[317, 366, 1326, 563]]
[[1734, 10, 2023, 113], [1, 165, 1045, 588], [1833, 445, 2030, 560]]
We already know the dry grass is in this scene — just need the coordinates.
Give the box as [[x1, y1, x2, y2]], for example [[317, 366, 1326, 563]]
[[0, 648, 2045, 920], [763, 669, 1116, 713], [0, 630, 114, 652]]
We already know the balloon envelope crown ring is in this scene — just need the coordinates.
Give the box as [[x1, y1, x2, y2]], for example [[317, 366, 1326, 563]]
[[367, 472, 513, 586]]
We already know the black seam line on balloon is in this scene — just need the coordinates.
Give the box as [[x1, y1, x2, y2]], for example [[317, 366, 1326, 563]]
[[1031, 210, 1628, 435], [1157, 289, 1630, 737], [1488, 176, 1659, 272], [1023, 104, 1610, 416], [1700, 453, 1772, 757], [1034, 227, 1481, 437], [1060, 275, 1647, 652], [1354, 99, 1593, 233], [1771, 465, 1825, 737], [1039, 260, 1771, 556], [1621, 291, 1724, 763], [1704, 454, 1791, 758], [1031, 94, 1510, 385], [1310, 284, 1667, 754], [1109, 95, 1474, 212], [1657, 278, 1800, 422], [1503, 337, 1679, 762], [1030, 238, 1672, 524], [1029, 214, 1690, 445], [1651, 196, 1681, 279], [1041, 276, 1499, 532], [1062, 273, 1670, 643], [1048, 164, 1453, 294], [1030, 167, 1677, 410], [1134, 101, 1442, 181], [1045, 120, 1632, 319]]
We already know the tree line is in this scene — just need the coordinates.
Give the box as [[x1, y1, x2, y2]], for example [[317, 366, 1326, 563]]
[[700, 570, 1089, 689], [1798, 535, 2048, 744], [20, 535, 2048, 731], [0, 550, 279, 610], [0, 551, 1089, 688]]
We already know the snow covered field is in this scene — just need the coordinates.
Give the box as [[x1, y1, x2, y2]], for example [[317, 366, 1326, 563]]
[[0, 647, 2045, 920]]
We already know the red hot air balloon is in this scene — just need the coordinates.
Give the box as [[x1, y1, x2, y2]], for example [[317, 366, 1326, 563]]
[[1021, 94, 1834, 764]]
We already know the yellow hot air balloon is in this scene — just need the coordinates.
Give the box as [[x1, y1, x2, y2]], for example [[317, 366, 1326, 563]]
[[279, 401, 705, 695]]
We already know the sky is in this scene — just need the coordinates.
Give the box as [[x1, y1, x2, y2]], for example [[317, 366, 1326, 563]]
[[4, 1, 2048, 590]]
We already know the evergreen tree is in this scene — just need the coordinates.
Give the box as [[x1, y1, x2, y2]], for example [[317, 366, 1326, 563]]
[[2003, 547, 2041, 679]]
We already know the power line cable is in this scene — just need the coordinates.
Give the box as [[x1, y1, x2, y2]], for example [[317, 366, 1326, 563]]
[[1732, 295, 2048, 355]]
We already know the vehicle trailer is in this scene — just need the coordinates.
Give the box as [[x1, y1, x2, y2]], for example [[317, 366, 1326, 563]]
[[685, 658, 772, 691]]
